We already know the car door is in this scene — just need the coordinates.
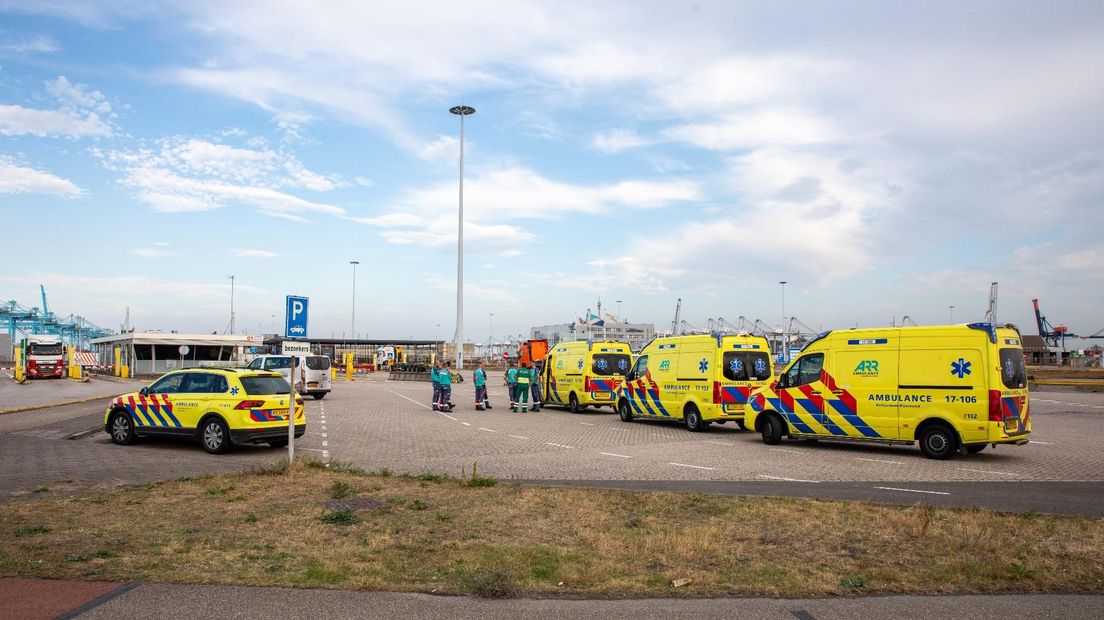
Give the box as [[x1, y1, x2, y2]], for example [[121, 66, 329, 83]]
[[776, 353, 826, 435], [143, 371, 187, 430]]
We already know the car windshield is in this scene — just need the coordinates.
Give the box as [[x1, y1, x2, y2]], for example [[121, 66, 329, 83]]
[[306, 356, 330, 370], [240, 375, 291, 395], [999, 348, 1027, 389], [592, 354, 631, 376]]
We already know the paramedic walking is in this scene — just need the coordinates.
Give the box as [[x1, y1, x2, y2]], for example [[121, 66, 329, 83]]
[[506, 362, 518, 410], [473, 361, 491, 410]]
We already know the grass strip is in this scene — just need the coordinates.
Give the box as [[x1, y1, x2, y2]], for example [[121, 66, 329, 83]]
[[1, 462, 1102, 597]]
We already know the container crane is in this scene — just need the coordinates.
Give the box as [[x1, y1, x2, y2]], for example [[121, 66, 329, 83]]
[[1032, 298, 1075, 348]]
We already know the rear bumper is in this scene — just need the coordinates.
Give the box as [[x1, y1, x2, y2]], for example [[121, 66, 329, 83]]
[[231, 424, 305, 445]]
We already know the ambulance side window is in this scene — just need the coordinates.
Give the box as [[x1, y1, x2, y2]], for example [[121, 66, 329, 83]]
[[785, 354, 824, 388], [246, 358, 261, 370], [797, 354, 824, 386], [150, 372, 185, 394], [629, 356, 648, 380]]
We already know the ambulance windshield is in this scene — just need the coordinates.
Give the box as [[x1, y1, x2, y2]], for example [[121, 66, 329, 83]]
[[592, 354, 631, 376]]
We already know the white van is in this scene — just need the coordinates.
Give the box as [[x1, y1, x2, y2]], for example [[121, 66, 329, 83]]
[[247, 354, 332, 399]]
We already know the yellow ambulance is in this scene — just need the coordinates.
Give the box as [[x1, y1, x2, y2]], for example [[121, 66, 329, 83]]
[[617, 333, 774, 431], [542, 340, 632, 412], [745, 323, 1030, 459]]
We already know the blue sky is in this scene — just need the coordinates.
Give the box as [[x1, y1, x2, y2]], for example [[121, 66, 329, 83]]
[[1, 1, 1102, 342]]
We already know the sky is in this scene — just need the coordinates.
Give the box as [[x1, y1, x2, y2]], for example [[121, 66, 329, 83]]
[[1, 1, 1102, 343]]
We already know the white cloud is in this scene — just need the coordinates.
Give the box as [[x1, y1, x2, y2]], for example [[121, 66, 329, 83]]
[[662, 109, 842, 151], [0, 34, 60, 54], [232, 248, 278, 258], [0, 104, 112, 137], [131, 246, 176, 257], [418, 135, 460, 162], [0, 272, 265, 301], [0, 156, 83, 197], [0, 75, 115, 137], [591, 128, 651, 154], [358, 166, 700, 253], [426, 276, 516, 304], [95, 136, 345, 220]]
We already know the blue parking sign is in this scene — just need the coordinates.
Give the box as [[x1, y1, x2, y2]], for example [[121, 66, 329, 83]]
[[285, 295, 309, 338]]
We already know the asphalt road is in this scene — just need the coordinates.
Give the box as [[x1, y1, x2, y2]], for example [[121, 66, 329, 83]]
[[70, 584, 1104, 620], [2, 373, 1103, 515]]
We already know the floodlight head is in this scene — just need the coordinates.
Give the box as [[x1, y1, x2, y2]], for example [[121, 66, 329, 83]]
[[449, 105, 476, 115]]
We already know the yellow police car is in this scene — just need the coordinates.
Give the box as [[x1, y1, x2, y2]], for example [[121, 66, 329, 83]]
[[104, 368, 305, 454]]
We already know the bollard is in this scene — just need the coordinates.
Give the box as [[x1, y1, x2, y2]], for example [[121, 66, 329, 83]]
[[13, 347, 26, 383], [114, 346, 121, 377], [120, 365, 129, 379], [345, 353, 354, 382]]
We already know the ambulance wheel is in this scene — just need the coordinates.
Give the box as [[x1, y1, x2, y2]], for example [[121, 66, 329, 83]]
[[761, 413, 785, 445], [108, 411, 136, 446], [618, 400, 634, 423], [966, 444, 987, 454], [311, 393, 325, 400], [684, 405, 706, 432], [200, 417, 232, 455], [919, 423, 957, 460], [569, 393, 581, 414]]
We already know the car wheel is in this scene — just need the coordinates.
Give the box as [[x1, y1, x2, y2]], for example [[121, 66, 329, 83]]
[[311, 393, 325, 400], [618, 400, 634, 423], [966, 444, 987, 454], [684, 404, 706, 432], [200, 417, 232, 455], [268, 438, 289, 448], [109, 411, 136, 446], [919, 423, 958, 460], [761, 413, 785, 445], [569, 393, 581, 414]]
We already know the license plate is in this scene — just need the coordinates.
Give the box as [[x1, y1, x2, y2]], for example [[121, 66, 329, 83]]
[[1004, 418, 1020, 432], [308, 382, 319, 387], [591, 391, 611, 400], [723, 404, 743, 413]]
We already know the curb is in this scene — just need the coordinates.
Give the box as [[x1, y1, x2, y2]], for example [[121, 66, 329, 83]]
[[0, 394, 118, 416]]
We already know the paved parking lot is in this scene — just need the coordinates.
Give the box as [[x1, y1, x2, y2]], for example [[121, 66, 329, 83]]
[[2, 372, 1103, 513], [322, 373, 1104, 484]]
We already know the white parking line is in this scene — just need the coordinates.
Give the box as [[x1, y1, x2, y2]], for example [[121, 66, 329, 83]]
[[875, 486, 950, 496], [956, 468, 1019, 477], [670, 462, 715, 471], [546, 442, 574, 449], [461, 422, 471, 426], [855, 457, 904, 465], [599, 452, 633, 458], [386, 389, 432, 410], [579, 422, 595, 426], [1029, 441, 1055, 445], [321, 441, 328, 447], [478, 427, 497, 433], [508, 434, 529, 440], [705, 440, 735, 446], [770, 448, 806, 455], [757, 475, 819, 483]]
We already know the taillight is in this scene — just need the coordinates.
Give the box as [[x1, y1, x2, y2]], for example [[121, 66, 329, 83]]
[[28, 359, 37, 369], [235, 400, 265, 410], [584, 376, 592, 392], [713, 381, 722, 404], [988, 390, 1003, 421]]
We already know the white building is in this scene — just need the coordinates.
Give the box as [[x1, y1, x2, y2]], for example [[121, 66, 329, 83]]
[[531, 317, 656, 352]]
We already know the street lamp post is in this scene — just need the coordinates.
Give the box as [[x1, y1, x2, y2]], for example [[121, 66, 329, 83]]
[[949, 305, 955, 324], [350, 260, 359, 340], [450, 103, 475, 370], [616, 300, 622, 321], [228, 275, 236, 335], [779, 281, 787, 363]]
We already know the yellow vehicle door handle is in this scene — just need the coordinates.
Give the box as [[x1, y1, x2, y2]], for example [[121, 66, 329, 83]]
[[831, 389, 844, 395]]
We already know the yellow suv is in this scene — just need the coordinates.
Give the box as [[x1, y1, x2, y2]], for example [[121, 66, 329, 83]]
[[104, 368, 305, 454]]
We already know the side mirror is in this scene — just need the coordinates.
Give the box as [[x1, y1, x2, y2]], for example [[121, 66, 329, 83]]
[[139, 387, 149, 396]]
